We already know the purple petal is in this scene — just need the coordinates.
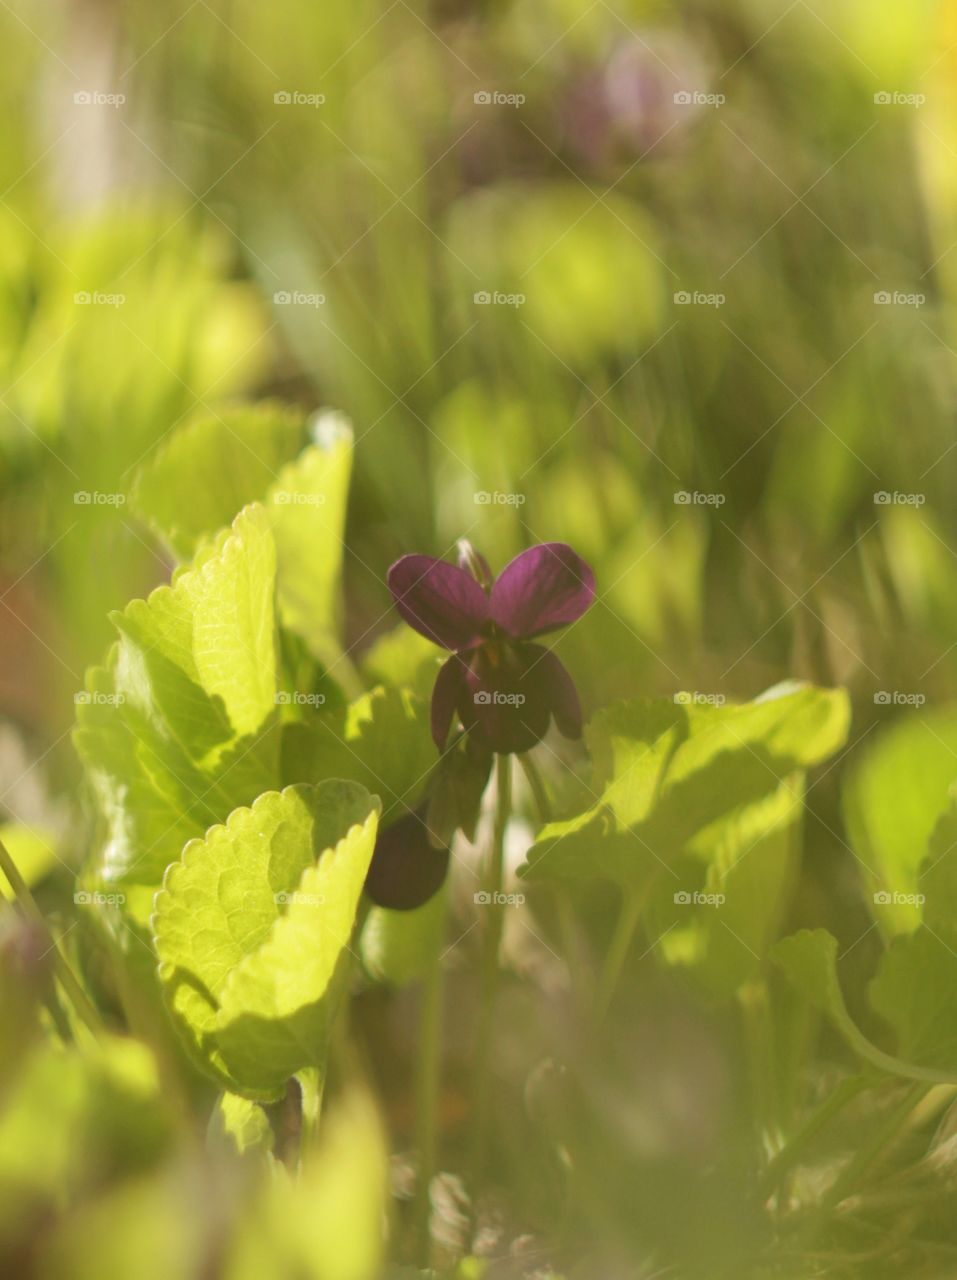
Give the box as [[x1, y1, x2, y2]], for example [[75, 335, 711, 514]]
[[431, 654, 468, 748], [388, 555, 490, 650], [464, 642, 580, 754], [534, 648, 583, 739], [364, 808, 450, 911], [490, 543, 595, 639]]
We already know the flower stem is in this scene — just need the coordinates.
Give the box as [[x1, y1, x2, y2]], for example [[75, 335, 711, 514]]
[[518, 751, 552, 823], [518, 753, 585, 1004], [469, 753, 512, 1190], [594, 886, 645, 1023], [0, 835, 103, 1038], [412, 891, 446, 1259]]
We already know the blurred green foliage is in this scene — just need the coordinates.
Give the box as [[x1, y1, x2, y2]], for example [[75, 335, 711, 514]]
[[3, 0, 957, 1276]]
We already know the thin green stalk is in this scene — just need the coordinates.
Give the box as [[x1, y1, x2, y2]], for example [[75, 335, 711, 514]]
[[740, 979, 776, 1149], [760, 1076, 870, 1201], [469, 753, 512, 1189], [0, 836, 103, 1038], [413, 911, 445, 1258], [518, 751, 552, 823], [594, 885, 645, 1023], [518, 753, 587, 1005], [800, 1081, 927, 1239], [297, 1065, 326, 1162]]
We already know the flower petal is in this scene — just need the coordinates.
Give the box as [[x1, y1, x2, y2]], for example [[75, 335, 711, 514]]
[[431, 654, 468, 748], [388, 555, 489, 650], [534, 648, 583, 739], [465, 642, 579, 754], [490, 543, 595, 639], [364, 808, 450, 911]]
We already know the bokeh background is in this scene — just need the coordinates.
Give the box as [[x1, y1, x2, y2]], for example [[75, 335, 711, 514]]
[[1, 1, 956, 1276]]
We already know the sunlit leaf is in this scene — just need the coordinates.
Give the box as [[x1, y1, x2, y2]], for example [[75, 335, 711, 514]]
[[0, 824, 58, 900], [132, 402, 306, 560], [280, 686, 435, 826], [775, 928, 957, 1084], [522, 684, 850, 885], [153, 782, 380, 1099], [74, 505, 281, 887], [843, 704, 957, 935]]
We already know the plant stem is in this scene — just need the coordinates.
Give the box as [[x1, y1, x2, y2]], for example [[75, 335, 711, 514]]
[[800, 1081, 926, 1239], [740, 979, 776, 1148], [518, 753, 587, 1004], [469, 753, 512, 1190], [760, 1076, 870, 1201], [518, 751, 552, 823], [413, 905, 445, 1259], [0, 836, 103, 1038], [297, 1065, 325, 1162], [594, 886, 645, 1023]]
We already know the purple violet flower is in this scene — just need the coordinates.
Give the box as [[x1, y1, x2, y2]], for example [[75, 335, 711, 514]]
[[364, 807, 450, 911], [387, 542, 595, 755]]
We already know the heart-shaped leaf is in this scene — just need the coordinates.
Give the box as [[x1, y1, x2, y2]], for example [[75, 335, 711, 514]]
[[153, 781, 380, 1099]]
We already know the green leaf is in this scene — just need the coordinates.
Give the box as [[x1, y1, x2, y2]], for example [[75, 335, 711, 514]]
[[153, 781, 380, 1099], [74, 505, 280, 887], [281, 686, 435, 825], [360, 888, 447, 987], [863, 799, 957, 1070], [655, 777, 805, 994], [868, 930, 957, 1070], [268, 411, 352, 661], [132, 402, 354, 660], [360, 624, 441, 701], [132, 401, 306, 560], [226, 1089, 388, 1280], [210, 1092, 274, 1157], [519, 686, 848, 995], [843, 704, 957, 935], [0, 824, 58, 899], [0, 1036, 168, 1203], [774, 928, 957, 1084], [522, 684, 850, 885]]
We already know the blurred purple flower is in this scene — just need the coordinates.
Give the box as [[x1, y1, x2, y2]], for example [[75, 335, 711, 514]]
[[364, 808, 449, 911], [388, 542, 595, 755]]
